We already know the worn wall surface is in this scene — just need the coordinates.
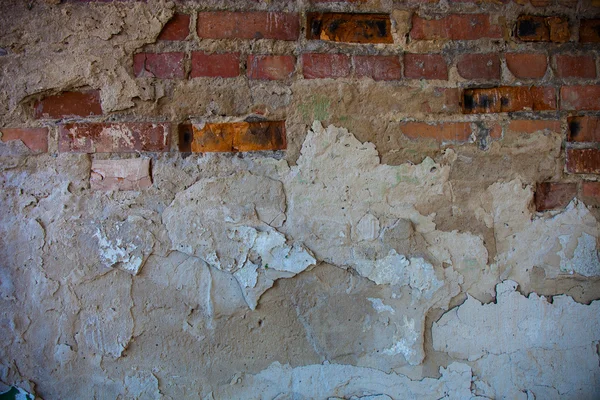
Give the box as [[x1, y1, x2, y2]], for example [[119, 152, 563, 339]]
[[1, 0, 600, 398]]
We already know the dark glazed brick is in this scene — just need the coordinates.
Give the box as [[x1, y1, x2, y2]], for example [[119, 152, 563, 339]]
[[307, 13, 393, 44], [535, 182, 577, 211], [59, 123, 171, 153], [462, 87, 556, 113], [568, 116, 600, 142], [34, 90, 102, 119], [515, 15, 569, 43]]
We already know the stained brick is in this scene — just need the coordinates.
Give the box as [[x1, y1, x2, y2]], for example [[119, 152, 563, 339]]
[[582, 181, 600, 202], [580, 19, 600, 43], [561, 85, 600, 111], [0, 128, 48, 152], [306, 12, 393, 44], [505, 53, 548, 79], [59, 123, 171, 153], [410, 14, 502, 40], [190, 52, 239, 78], [34, 90, 102, 119], [404, 53, 448, 80], [157, 13, 190, 41], [515, 15, 570, 43], [90, 158, 152, 191], [555, 54, 596, 79], [302, 53, 352, 79], [400, 122, 472, 142], [568, 116, 600, 142], [133, 52, 185, 79], [187, 121, 286, 152], [247, 55, 295, 80], [353, 55, 402, 81], [508, 119, 561, 133], [456, 53, 500, 80], [197, 12, 299, 40], [566, 149, 600, 174], [462, 86, 556, 113], [535, 182, 577, 211]]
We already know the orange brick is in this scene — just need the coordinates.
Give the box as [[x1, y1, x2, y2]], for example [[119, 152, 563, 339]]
[[307, 13, 393, 44], [188, 121, 286, 152], [462, 87, 556, 114]]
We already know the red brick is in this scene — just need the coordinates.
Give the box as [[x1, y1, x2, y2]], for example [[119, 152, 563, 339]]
[[582, 181, 600, 201], [561, 85, 600, 110], [580, 19, 600, 43], [535, 182, 577, 211], [456, 53, 500, 80], [404, 53, 448, 80], [0, 128, 48, 152], [247, 55, 295, 80], [410, 14, 502, 40], [505, 53, 548, 79], [302, 53, 351, 79], [34, 90, 102, 119], [566, 149, 600, 174], [462, 86, 556, 113], [157, 14, 190, 41], [353, 55, 402, 81], [508, 119, 561, 133], [187, 121, 286, 152], [197, 12, 299, 41], [555, 54, 596, 79], [59, 123, 171, 153], [133, 52, 185, 79], [515, 15, 570, 43], [306, 13, 393, 44], [190, 52, 239, 79], [400, 122, 472, 142], [568, 116, 600, 142]]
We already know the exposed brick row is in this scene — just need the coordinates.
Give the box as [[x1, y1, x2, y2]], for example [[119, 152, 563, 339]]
[[156, 12, 600, 45]]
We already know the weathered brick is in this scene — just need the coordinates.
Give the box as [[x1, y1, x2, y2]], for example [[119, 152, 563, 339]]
[[456, 53, 500, 80], [133, 52, 185, 79], [561, 85, 600, 110], [566, 149, 600, 174], [580, 19, 600, 43], [505, 53, 548, 79], [59, 123, 171, 153], [410, 14, 502, 40], [462, 86, 556, 113], [197, 12, 299, 40], [568, 116, 600, 142], [247, 55, 295, 80], [302, 53, 352, 79], [306, 12, 393, 44], [90, 158, 152, 191], [535, 182, 577, 211], [34, 90, 102, 119], [400, 122, 472, 142], [187, 121, 286, 152], [508, 119, 561, 133], [190, 52, 239, 78], [353, 55, 402, 81], [157, 13, 190, 41], [404, 53, 448, 80], [582, 181, 600, 202], [555, 54, 596, 79], [515, 15, 570, 43], [0, 128, 48, 152]]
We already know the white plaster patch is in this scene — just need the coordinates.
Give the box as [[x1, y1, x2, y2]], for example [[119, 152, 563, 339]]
[[367, 298, 395, 314]]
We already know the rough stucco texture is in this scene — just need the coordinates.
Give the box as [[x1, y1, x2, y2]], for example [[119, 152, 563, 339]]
[[1, 0, 600, 399]]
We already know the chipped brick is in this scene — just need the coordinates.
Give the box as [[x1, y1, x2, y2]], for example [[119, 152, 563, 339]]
[[34, 90, 102, 119], [0, 128, 48, 152], [90, 158, 153, 191], [535, 182, 577, 211], [133, 52, 185, 79], [157, 13, 190, 41]]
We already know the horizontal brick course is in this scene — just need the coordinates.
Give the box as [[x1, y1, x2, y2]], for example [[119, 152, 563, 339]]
[[59, 123, 171, 153]]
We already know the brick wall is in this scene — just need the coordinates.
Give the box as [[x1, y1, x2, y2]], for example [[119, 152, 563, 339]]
[[4, 0, 600, 207]]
